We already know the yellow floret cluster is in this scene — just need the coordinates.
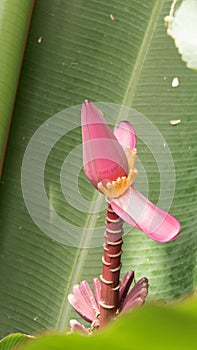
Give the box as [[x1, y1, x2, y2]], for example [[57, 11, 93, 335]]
[[98, 148, 138, 198]]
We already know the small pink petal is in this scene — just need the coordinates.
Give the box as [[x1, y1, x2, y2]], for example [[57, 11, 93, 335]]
[[122, 296, 146, 313], [114, 121, 136, 150], [79, 281, 99, 314], [92, 278, 101, 308], [124, 278, 148, 304], [119, 271, 134, 304], [70, 319, 89, 334], [68, 281, 98, 323], [111, 187, 181, 242], [122, 277, 148, 313], [81, 100, 128, 188], [68, 293, 92, 323]]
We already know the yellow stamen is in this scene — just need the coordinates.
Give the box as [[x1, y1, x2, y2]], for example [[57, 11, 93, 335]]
[[98, 147, 138, 198]]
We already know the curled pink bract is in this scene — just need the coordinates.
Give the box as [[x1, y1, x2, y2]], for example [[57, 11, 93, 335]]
[[68, 273, 148, 333], [111, 187, 181, 242]]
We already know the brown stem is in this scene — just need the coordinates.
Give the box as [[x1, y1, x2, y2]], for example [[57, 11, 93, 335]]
[[99, 203, 123, 328]]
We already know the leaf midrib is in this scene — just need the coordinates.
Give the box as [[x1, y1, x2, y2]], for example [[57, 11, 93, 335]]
[[122, 0, 163, 107]]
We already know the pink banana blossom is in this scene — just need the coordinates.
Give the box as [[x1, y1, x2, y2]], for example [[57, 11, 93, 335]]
[[81, 100, 181, 243]]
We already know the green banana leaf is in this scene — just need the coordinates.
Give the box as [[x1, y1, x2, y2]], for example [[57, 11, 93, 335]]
[[0, 297, 197, 350], [0, 333, 32, 349], [0, 0, 34, 175], [0, 0, 196, 339], [2, 295, 197, 350]]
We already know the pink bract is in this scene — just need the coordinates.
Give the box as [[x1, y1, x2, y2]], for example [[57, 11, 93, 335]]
[[114, 121, 136, 150], [81, 100, 128, 188], [81, 100, 181, 243], [111, 187, 181, 242]]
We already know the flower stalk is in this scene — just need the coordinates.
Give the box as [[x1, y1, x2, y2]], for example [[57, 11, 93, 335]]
[[99, 203, 123, 327]]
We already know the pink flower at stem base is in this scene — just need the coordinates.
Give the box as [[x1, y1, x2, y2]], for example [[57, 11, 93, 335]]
[[68, 271, 148, 334]]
